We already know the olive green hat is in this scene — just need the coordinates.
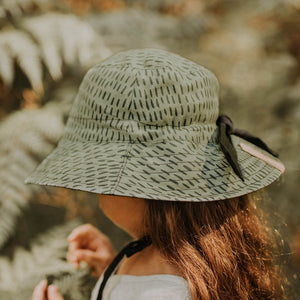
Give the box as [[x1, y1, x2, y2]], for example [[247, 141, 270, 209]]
[[24, 48, 285, 201]]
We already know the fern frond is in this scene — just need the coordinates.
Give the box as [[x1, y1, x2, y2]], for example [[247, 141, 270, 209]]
[[0, 0, 61, 17], [0, 0, 23, 18], [0, 13, 111, 92], [0, 30, 43, 93], [0, 219, 94, 299], [53, 269, 97, 300], [0, 46, 14, 86], [0, 106, 65, 248], [23, 13, 112, 81]]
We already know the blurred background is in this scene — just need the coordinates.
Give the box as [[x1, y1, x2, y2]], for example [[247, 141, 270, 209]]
[[0, 0, 299, 299]]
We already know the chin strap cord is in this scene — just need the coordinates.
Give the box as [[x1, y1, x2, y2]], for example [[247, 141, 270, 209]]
[[97, 235, 152, 300]]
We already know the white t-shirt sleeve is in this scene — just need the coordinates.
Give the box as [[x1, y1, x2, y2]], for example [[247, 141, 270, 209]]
[[91, 274, 192, 300]]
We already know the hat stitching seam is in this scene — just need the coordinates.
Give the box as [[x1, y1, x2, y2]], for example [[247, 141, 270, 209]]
[[57, 137, 261, 154], [26, 171, 280, 200], [126, 69, 137, 134], [122, 164, 274, 181], [68, 115, 216, 129], [93, 64, 212, 76], [62, 137, 218, 145], [29, 175, 280, 197], [110, 70, 138, 192], [95, 64, 176, 71], [110, 136, 133, 194], [122, 159, 272, 176]]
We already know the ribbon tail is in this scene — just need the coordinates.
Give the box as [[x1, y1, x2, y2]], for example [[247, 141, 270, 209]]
[[232, 129, 279, 158], [219, 123, 244, 182]]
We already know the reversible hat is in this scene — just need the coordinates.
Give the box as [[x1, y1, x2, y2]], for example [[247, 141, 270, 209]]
[[24, 48, 285, 202]]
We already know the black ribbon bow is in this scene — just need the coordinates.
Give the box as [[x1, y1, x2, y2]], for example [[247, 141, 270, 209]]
[[216, 115, 278, 182], [97, 235, 152, 300]]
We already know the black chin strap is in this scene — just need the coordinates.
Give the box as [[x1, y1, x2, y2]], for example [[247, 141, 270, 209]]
[[96, 235, 152, 300]]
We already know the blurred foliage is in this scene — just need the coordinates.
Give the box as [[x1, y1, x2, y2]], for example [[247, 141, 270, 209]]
[[0, 219, 97, 300], [0, 0, 299, 298]]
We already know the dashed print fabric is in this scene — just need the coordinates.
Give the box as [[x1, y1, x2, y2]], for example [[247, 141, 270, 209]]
[[25, 49, 283, 202]]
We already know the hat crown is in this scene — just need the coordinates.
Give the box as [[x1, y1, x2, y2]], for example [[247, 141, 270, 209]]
[[65, 49, 220, 143]]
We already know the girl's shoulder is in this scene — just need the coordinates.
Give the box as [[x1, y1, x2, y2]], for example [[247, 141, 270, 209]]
[[91, 273, 192, 300]]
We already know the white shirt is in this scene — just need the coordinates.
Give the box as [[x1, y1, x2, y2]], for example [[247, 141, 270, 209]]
[[91, 273, 192, 300]]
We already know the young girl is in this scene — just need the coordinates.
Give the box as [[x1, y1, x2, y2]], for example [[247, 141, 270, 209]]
[[28, 48, 286, 300]]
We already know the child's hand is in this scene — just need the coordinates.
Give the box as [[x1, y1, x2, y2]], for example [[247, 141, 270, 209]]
[[67, 224, 116, 277], [32, 280, 63, 300]]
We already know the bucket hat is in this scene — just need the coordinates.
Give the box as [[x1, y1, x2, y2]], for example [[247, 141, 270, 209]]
[[24, 48, 285, 202]]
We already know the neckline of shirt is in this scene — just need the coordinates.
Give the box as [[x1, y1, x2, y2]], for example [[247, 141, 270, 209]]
[[108, 273, 189, 284]]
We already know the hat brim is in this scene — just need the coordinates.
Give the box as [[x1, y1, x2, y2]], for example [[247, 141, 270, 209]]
[[24, 135, 283, 202]]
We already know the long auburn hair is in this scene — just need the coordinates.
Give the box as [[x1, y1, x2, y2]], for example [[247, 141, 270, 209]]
[[144, 193, 285, 300]]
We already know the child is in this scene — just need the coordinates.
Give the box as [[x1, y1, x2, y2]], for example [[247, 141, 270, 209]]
[[28, 48, 286, 299]]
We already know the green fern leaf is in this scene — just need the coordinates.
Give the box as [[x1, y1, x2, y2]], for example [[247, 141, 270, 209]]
[[22, 13, 112, 81], [0, 30, 43, 93], [0, 106, 65, 248], [0, 46, 14, 87], [0, 219, 95, 300], [0, 0, 60, 17]]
